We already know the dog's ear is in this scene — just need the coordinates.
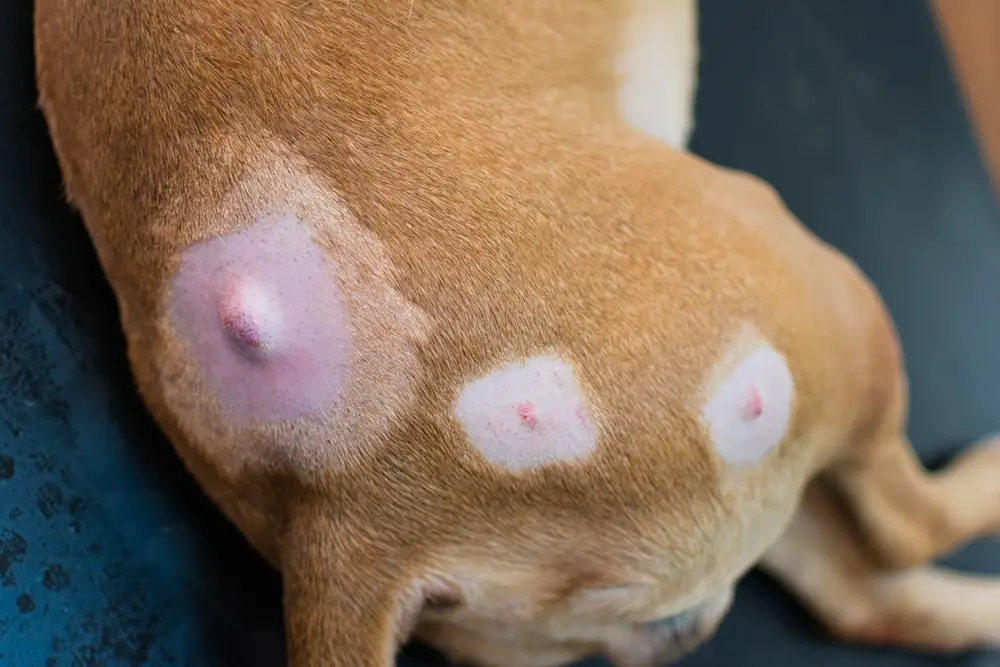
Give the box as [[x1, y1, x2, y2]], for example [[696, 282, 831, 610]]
[[281, 514, 413, 667]]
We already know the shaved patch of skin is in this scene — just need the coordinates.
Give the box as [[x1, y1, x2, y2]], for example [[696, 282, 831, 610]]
[[169, 215, 350, 423], [701, 335, 795, 466], [157, 154, 430, 476], [455, 355, 599, 471]]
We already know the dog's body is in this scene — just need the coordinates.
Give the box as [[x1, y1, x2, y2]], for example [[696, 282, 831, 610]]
[[32, 1, 1000, 665]]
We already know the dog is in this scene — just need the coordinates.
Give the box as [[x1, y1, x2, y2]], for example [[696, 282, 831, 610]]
[[33, 1, 1000, 665]]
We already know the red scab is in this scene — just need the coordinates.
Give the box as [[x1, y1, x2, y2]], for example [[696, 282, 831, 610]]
[[743, 387, 763, 420], [516, 401, 538, 428], [221, 308, 263, 350]]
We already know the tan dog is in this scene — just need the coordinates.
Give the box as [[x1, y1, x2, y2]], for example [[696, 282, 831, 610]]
[[32, 1, 1000, 665]]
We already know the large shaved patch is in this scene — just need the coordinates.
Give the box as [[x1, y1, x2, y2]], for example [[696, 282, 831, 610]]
[[169, 216, 350, 423], [455, 355, 598, 471], [159, 157, 430, 475], [700, 331, 795, 466]]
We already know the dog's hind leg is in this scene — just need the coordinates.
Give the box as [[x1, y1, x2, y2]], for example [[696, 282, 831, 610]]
[[823, 427, 1000, 571], [761, 477, 1000, 652]]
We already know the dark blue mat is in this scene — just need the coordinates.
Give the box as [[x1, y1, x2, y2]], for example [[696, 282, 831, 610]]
[[2, 0, 998, 666]]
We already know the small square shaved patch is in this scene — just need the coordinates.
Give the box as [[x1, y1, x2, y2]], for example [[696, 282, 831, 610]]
[[454, 355, 599, 471], [700, 340, 795, 466]]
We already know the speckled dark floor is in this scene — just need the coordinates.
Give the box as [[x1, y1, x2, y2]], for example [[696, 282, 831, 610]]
[[1, 0, 999, 666]]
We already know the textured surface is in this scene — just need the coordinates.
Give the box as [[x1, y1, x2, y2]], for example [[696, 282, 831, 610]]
[[0, 2, 283, 665], [2, 0, 999, 665]]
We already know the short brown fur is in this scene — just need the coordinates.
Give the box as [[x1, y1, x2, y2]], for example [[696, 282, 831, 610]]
[[33, 1, 1000, 665]]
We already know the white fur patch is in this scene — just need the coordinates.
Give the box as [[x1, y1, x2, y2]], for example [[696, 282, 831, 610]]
[[701, 345, 794, 465], [454, 355, 598, 471], [615, 0, 699, 148]]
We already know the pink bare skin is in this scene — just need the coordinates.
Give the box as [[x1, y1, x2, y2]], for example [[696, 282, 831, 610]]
[[169, 215, 350, 424]]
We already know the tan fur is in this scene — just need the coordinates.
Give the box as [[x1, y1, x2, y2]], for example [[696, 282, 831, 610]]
[[32, 1, 1000, 665]]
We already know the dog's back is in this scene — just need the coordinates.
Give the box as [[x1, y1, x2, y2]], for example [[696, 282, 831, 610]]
[[35, 2, 912, 665]]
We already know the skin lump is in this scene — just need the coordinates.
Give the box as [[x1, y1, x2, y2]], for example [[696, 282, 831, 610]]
[[167, 214, 351, 424]]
